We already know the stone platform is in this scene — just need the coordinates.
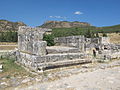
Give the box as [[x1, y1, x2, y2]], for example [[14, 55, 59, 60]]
[[46, 46, 80, 54], [16, 50, 91, 71]]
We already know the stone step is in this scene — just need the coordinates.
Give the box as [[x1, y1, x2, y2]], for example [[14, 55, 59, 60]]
[[36, 53, 87, 63], [37, 59, 92, 71]]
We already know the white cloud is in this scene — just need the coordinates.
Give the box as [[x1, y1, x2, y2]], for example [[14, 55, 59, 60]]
[[49, 16, 53, 18], [49, 16, 67, 19], [55, 16, 61, 18], [74, 11, 83, 15]]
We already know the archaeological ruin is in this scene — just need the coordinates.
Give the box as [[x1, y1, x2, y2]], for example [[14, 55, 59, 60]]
[[16, 26, 120, 72]]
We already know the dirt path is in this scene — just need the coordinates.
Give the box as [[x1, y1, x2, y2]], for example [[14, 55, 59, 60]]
[[14, 65, 120, 90]]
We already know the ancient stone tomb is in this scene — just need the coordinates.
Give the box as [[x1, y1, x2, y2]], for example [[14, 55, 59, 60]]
[[16, 26, 90, 72]]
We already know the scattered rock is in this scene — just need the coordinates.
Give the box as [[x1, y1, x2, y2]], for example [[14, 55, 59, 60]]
[[81, 64, 90, 68], [0, 64, 3, 69], [22, 78, 31, 83], [0, 69, 3, 72], [108, 80, 114, 84], [0, 82, 8, 85], [0, 64, 3, 72]]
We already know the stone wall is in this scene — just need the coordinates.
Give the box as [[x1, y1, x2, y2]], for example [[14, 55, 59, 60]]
[[99, 37, 110, 44], [16, 51, 87, 71], [54, 36, 85, 52], [55, 36, 120, 60], [18, 26, 47, 56]]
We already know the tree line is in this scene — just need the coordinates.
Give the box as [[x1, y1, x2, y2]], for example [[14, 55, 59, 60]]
[[0, 27, 114, 45], [0, 31, 17, 42]]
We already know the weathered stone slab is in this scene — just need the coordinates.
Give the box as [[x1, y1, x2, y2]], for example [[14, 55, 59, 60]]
[[16, 51, 88, 71], [33, 41, 47, 56], [46, 46, 79, 54]]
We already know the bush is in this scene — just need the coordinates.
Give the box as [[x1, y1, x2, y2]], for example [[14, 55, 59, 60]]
[[102, 33, 107, 37], [43, 34, 55, 46]]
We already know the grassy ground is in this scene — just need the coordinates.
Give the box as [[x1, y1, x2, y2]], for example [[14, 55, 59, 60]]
[[0, 58, 29, 79]]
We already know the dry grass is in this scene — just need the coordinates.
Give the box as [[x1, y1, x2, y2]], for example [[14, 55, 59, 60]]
[[108, 33, 120, 44], [0, 45, 17, 50], [0, 42, 17, 45], [99, 33, 120, 44], [0, 42, 17, 50]]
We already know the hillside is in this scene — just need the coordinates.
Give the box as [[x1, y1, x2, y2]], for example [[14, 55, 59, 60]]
[[0, 20, 26, 31], [98, 24, 120, 33], [40, 21, 91, 28], [40, 20, 120, 33], [52, 24, 120, 37]]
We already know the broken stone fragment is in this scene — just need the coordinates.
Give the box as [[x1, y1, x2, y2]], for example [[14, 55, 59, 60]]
[[0, 64, 3, 72], [0, 64, 3, 69]]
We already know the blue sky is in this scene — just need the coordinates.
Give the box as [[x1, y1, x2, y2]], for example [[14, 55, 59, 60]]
[[0, 0, 120, 27]]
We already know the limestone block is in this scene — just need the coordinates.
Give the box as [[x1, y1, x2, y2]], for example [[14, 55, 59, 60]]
[[32, 31, 44, 41], [33, 41, 47, 56], [54, 35, 85, 48], [18, 35, 25, 50], [100, 37, 110, 44], [0, 65, 3, 69], [27, 41, 33, 53], [77, 43, 85, 52]]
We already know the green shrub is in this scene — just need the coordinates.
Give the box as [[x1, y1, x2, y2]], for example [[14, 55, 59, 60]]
[[43, 34, 55, 46], [102, 33, 107, 37]]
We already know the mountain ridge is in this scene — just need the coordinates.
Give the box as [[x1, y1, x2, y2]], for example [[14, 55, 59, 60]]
[[0, 19, 26, 31], [0, 19, 120, 32], [40, 21, 91, 28]]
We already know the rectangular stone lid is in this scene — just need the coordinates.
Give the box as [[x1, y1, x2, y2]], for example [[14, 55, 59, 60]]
[[46, 46, 77, 50], [46, 46, 79, 54], [18, 26, 52, 34]]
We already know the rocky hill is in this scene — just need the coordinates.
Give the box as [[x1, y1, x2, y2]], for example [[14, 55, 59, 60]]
[[40, 21, 91, 28], [0, 20, 26, 31]]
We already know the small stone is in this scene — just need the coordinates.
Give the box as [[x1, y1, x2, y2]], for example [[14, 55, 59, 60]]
[[108, 80, 114, 84], [38, 69, 44, 73], [0, 69, 3, 72], [0, 64, 3, 69], [82, 64, 90, 68], [1, 82, 8, 85], [22, 78, 30, 83], [35, 78, 41, 82]]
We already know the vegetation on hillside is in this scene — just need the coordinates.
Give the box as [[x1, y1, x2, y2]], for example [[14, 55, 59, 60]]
[[44, 25, 120, 45], [0, 31, 18, 42], [0, 22, 120, 45], [52, 25, 120, 38]]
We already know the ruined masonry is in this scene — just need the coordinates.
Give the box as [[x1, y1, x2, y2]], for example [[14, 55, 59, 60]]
[[16, 26, 120, 72], [16, 26, 90, 72]]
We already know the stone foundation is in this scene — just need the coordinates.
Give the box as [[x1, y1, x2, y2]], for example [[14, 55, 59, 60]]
[[16, 51, 88, 71]]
